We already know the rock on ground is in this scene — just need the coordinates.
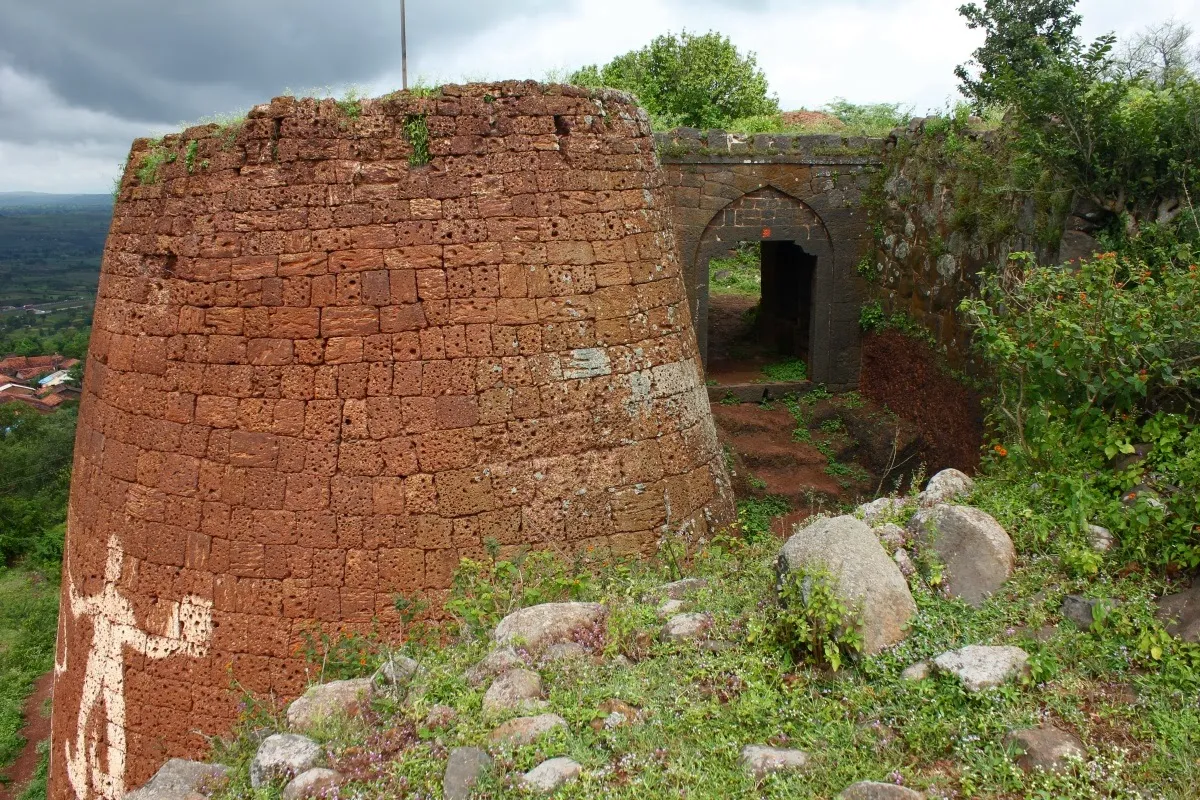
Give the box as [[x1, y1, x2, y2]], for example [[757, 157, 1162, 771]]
[[739, 745, 809, 778], [657, 577, 708, 599], [523, 757, 582, 793], [778, 515, 917, 654], [658, 598, 685, 616], [493, 602, 606, 651], [907, 504, 1014, 606], [443, 747, 492, 800], [1005, 726, 1087, 773], [1061, 595, 1118, 631], [488, 713, 568, 747], [662, 612, 713, 641], [374, 654, 420, 688], [125, 759, 229, 800], [934, 645, 1029, 692], [286, 678, 374, 730], [1088, 524, 1114, 552], [1155, 584, 1200, 642], [281, 768, 341, 800], [874, 523, 907, 550], [482, 668, 546, 715], [465, 647, 525, 686], [250, 734, 322, 788], [918, 468, 975, 507], [900, 661, 930, 681], [424, 704, 458, 728], [837, 781, 925, 799], [541, 642, 588, 663], [858, 497, 911, 526], [893, 548, 916, 577]]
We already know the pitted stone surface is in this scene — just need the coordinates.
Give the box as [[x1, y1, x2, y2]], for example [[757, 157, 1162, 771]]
[[918, 469, 975, 507], [124, 759, 228, 800], [443, 747, 492, 800], [522, 757, 582, 793], [286, 679, 374, 730], [465, 647, 525, 686], [907, 504, 1014, 606], [1005, 726, 1086, 774], [52, 81, 735, 800], [934, 645, 1029, 692], [250, 734, 322, 789], [494, 602, 606, 650], [281, 768, 341, 800], [482, 668, 546, 715], [837, 781, 925, 799], [662, 612, 713, 641], [739, 745, 809, 778]]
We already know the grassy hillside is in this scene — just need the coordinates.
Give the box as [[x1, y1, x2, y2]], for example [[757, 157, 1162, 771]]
[[0, 195, 110, 309]]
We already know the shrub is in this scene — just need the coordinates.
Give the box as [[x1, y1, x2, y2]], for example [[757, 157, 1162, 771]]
[[770, 568, 863, 671]]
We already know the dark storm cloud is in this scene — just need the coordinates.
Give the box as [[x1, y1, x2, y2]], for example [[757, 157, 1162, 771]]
[[0, 0, 556, 125]]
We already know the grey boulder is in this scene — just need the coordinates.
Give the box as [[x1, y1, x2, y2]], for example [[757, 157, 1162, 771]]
[[488, 713, 568, 747], [286, 678, 374, 730], [838, 782, 925, 799], [918, 468, 974, 507], [125, 759, 229, 800], [443, 747, 492, 800], [250, 734, 322, 788], [907, 505, 1014, 606], [373, 653, 421, 688], [482, 668, 546, 715], [1155, 584, 1200, 642], [778, 515, 916, 654], [933, 645, 1029, 692], [522, 757, 582, 793], [1005, 726, 1086, 773], [281, 768, 341, 800], [493, 602, 606, 651], [739, 745, 809, 778], [662, 612, 713, 642], [465, 647, 525, 686], [858, 497, 911, 525], [1061, 595, 1118, 631], [657, 577, 708, 599]]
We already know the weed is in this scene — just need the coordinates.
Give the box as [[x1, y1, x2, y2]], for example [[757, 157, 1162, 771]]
[[184, 140, 199, 174], [859, 299, 886, 331], [760, 359, 808, 382], [747, 475, 767, 491], [719, 391, 740, 406], [771, 567, 864, 671], [404, 114, 431, 167], [135, 139, 172, 186], [336, 86, 364, 121], [708, 242, 761, 297], [819, 417, 845, 434], [735, 496, 789, 542]]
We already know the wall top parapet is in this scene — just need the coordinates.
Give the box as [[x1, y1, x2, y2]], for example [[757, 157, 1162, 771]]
[[654, 128, 885, 166]]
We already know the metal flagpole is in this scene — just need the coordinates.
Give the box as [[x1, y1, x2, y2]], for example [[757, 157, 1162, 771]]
[[401, 0, 408, 90]]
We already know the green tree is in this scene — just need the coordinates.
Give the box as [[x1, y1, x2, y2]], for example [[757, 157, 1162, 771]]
[[1114, 19, 1200, 88], [955, 0, 1082, 108], [570, 30, 779, 129], [0, 404, 76, 567]]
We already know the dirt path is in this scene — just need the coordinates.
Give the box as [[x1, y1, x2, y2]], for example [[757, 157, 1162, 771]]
[[0, 671, 53, 800]]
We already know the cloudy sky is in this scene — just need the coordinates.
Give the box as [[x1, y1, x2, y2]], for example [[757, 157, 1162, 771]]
[[0, 0, 1195, 193]]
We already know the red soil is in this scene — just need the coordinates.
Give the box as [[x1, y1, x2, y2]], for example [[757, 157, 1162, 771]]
[[1, 671, 53, 800]]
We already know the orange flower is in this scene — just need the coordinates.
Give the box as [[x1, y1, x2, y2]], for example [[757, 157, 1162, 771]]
[[1078, 292, 1087, 301], [993, 444, 1008, 457]]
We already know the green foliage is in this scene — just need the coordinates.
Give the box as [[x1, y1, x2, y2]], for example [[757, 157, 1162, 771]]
[[955, 0, 1083, 108], [0, 405, 77, 568], [336, 87, 364, 121], [771, 568, 863, 671], [823, 99, 913, 134], [962, 250, 1200, 566], [296, 624, 383, 682], [403, 114, 431, 167], [707, 242, 760, 296], [0, 568, 60, 774], [445, 541, 596, 638], [760, 359, 808, 382], [734, 496, 789, 542], [570, 30, 779, 129], [1004, 36, 1200, 233], [858, 300, 886, 331], [184, 139, 199, 174], [135, 139, 173, 186]]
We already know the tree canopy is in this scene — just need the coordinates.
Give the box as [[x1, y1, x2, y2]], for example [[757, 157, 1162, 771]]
[[570, 30, 779, 129]]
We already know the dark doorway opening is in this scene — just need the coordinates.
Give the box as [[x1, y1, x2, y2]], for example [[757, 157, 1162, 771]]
[[705, 240, 815, 386]]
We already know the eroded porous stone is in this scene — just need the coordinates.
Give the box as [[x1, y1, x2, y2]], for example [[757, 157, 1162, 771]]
[[51, 81, 735, 800], [286, 679, 374, 730], [837, 782, 925, 799], [739, 745, 809, 778], [281, 768, 341, 800], [1005, 726, 1086, 774], [494, 602, 607, 651], [488, 713, 568, 747], [374, 654, 421, 689], [522, 757, 582, 793], [662, 612, 713, 642], [443, 747, 492, 800], [918, 468, 975, 507], [658, 577, 709, 599], [250, 734, 322, 789], [125, 759, 229, 800], [907, 505, 1014, 606], [482, 668, 546, 715], [933, 645, 1029, 692], [778, 515, 916, 654]]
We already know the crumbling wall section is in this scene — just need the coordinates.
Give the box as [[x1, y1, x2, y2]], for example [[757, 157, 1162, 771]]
[[52, 82, 734, 800]]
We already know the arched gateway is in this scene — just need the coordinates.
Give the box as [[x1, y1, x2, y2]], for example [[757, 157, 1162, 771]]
[[656, 129, 882, 390]]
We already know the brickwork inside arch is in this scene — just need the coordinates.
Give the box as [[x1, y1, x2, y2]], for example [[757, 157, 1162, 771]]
[[50, 82, 734, 800]]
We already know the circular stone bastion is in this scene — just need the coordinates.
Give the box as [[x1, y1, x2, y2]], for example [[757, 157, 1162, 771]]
[[50, 81, 734, 800]]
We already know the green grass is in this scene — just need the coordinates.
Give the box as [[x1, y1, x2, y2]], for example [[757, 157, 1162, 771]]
[[708, 243, 761, 297], [201, 517, 1200, 800], [0, 567, 60, 780], [760, 360, 808, 382]]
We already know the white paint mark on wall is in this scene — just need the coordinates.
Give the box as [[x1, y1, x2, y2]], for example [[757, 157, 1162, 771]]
[[563, 348, 611, 379], [63, 535, 213, 800]]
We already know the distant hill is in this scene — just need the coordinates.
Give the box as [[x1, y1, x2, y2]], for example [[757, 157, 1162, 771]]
[[0, 193, 113, 212]]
